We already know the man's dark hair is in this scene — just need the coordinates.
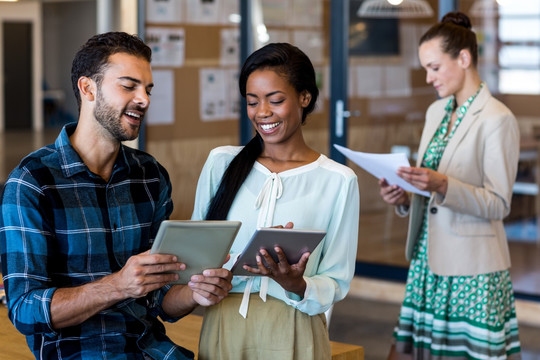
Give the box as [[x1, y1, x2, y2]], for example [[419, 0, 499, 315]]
[[70, 32, 152, 112]]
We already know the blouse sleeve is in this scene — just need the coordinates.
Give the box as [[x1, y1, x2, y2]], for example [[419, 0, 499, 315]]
[[285, 173, 360, 315], [191, 148, 234, 220]]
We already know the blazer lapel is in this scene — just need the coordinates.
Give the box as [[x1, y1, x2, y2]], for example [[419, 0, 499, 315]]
[[437, 86, 492, 173], [416, 99, 448, 167]]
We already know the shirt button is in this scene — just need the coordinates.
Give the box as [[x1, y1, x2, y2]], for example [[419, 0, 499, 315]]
[[430, 207, 438, 214]]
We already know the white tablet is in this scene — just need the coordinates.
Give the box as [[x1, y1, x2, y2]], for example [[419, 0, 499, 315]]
[[231, 228, 326, 276], [150, 220, 241, 284]]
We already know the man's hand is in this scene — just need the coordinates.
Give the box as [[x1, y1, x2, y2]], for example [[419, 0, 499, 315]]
[[188, 268, 233, 307], [50, 250, 186, 329], [161, 268, 233, 317], [111, 250, 186, 299]]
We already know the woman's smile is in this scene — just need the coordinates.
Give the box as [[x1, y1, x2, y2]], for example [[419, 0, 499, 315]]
[[259, 121, 282, 133]]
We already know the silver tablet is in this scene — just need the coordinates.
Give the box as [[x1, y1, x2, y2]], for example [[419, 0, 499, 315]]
[[150, 220, 241, 284], [231, 228, 326, 276]]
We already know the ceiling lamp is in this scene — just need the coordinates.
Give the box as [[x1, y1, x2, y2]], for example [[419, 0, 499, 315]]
[[469, 0, 495, 17], [469, 0, 511, 17], [357, 0, 434, 18]]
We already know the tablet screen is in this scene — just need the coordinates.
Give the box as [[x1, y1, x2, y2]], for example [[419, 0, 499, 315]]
[[150, 220, 241, 284], [231, 228, 326, 276]]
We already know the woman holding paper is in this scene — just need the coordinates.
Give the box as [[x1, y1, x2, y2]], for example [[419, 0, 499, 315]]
[[378, 12, 521, 359], [191, 42, 359, 359]]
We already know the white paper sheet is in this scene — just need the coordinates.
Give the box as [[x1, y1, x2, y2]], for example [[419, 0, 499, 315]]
[[220, 28, 240, 66], [186, 0, 220, 24], [146, 27, 185, 67], [199, 68, 227, 121], [146, 0, 183, 23], [261, 0, 290, 26], [224, 68, 240, 119], [146, 70, 174, 125], [334, 144, 430, 197]]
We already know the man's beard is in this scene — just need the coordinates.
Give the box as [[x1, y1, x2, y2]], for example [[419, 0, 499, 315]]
[[94, 91, 141, 142]]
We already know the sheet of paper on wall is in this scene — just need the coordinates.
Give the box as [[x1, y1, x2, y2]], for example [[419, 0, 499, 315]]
[[224, 69, 240, 119], [291, 0, 323, 27], [146, 0, 183, 23], [200, 68, 227, 122], [260, 0, 289, 26], [146, 70, 174, 125], [333, 144, 430, 197], [220, 28, 240, 66], [146, 27, 185, 67], [218, 0, 240, 24], [186, 0, 220, 24]]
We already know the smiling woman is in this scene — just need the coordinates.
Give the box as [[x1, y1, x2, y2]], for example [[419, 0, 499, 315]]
[[191, 42, 360, 360], [245, 68, 312, 153]]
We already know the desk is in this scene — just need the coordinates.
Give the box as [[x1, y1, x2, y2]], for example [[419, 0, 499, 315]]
[[0, 306, 363, 360], [0, 306, 34, 359]]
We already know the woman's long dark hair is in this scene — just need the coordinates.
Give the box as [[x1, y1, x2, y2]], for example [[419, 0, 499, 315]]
[[205, 43, 318, 220]]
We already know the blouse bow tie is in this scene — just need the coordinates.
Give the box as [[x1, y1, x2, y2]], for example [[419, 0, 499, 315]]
[[239, 172, 283, 318]]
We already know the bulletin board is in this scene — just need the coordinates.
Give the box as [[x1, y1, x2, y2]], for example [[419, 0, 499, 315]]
[[144, 0, 330, 142]]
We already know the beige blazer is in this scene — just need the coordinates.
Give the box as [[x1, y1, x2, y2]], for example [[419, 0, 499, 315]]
[[402, 85, 520, 276]]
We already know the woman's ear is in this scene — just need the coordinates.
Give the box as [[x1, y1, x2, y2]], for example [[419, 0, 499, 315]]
[[458, 49, 472, 68], [300, 91, 312, 108], [78, 76, 96, 102]]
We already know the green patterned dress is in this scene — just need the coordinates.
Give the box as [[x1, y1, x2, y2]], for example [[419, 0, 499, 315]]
[[394, 86, 521, 359]]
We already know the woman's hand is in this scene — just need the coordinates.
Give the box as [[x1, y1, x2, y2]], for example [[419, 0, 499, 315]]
[[379, 178, 410, 206], [397, 166, 448, 195], [273, 222, 294, 229], [243, 247, 308, 298]]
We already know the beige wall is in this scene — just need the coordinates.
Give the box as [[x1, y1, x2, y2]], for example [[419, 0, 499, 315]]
[[0, 1, 43, 132]]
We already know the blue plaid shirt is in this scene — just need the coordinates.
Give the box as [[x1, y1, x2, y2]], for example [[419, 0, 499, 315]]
[[0, 123, 193, 359]]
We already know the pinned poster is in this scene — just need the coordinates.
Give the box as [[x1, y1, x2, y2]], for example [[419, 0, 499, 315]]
[[220, 28, 240, 66], [146, 27, 185, 68], [146, 70, 174, 125], [186, 0, 220, 24], [146, 0, 183, 23], [291, 0, 322, 27], [224, 68, 240, 119], [200, 68, 227, 122]]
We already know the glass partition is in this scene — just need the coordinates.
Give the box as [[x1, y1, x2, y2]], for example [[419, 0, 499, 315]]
[[246, 0, 540, 299], [349, 0, 540, 299]]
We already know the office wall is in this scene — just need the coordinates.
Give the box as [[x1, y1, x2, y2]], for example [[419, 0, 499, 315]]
[[42, 1, 96, 127], [144, 8, 240, 219], [0, 1, 42, 132], [144, 0, 539, 222], [144, 1, 331, 220], [143, 1, 437, 220]]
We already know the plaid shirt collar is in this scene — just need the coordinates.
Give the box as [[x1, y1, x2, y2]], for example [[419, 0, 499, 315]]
[[55, 122, 131, 179]]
